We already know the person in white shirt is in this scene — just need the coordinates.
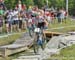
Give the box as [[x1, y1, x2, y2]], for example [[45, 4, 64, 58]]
[[12, 9, 19, 32]]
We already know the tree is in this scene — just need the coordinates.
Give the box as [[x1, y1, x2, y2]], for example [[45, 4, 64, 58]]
[[4, 0, 16, 9], [33, 0, 46, 8], [22, 0, 34, 8]]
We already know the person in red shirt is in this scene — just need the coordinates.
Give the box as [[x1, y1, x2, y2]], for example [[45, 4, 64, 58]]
[[16, 0, 26, 11]]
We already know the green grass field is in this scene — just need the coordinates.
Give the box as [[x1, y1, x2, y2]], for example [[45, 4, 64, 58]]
[[50, 45, 75, 60], [0, 33, 22, 46], [49, 19, 75, 33]]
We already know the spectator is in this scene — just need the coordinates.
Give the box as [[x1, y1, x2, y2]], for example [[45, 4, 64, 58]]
[[12, 8, 19, 32], [0, 15, 3, 33], [0, 6, 4, 15], [27, 16, 33, 37], [18, 11, 23, 31], [5, 9, 13, 33], [57, 9, 62, 23]]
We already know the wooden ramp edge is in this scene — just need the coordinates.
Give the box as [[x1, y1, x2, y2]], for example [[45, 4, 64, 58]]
[[43, 30, 63, 37], [0, 46, 28, 57]]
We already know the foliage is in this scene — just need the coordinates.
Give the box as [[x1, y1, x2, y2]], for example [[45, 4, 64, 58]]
[[22, 0, 34, 8], [5, 0, 16, 9]]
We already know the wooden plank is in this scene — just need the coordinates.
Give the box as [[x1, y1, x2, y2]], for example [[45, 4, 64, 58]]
[[5, 47, 28, 56], [43, 30, 63, 35], [43, 30, 63, 37], [0, 44, 25, 49], [12, 54, 41, 60]]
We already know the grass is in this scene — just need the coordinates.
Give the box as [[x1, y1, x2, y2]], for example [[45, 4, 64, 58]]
[[50, 45, 75, 60], [0, 33, 22, 46], [48, 19, 75, 33]]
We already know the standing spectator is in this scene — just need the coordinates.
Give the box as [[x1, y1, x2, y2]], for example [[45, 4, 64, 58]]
[[44, 19, 48, 29], [51, 11, 55, 23], [45, 10, 52, 24], [16, 0, 26, 11], [57, 9, 62, 23], [21, 10, 27, 30], [0, 6, 4, 15], [0, 15, 3, 33], [64, 11, 67, 23], [60, 9, 66, 23], [27, 16, 33, 37], [12, 8, 19, 32], [31, 16, 36, 31], [18, 11, 23, 31], [5, 9, 13, 33], [0, 6, 4, 33]]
